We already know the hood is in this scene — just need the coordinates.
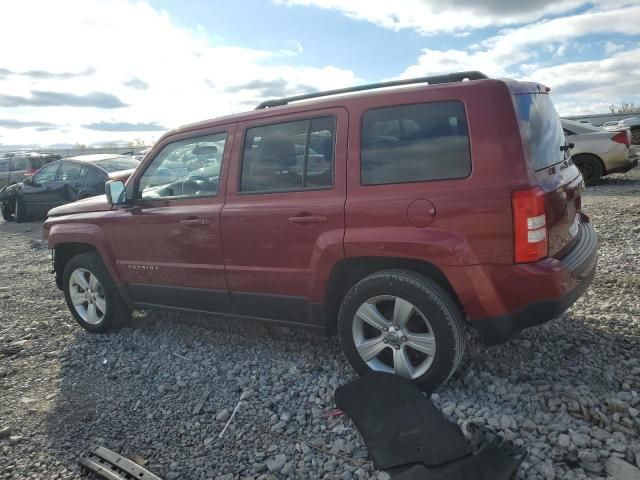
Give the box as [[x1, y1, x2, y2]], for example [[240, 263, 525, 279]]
[[0, 182, 22, 200], [108, 168, 135, 182], [48, 194, 112, 217]]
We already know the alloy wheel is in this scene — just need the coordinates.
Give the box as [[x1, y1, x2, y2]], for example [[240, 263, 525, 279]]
[[68, 268, 107, 325], [352, 295, 436, 379]]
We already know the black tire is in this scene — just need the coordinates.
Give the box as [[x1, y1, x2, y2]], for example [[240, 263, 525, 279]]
[[62, 252, 130, 333], [338, 269, 465, 392], [574, 154, 603, 186], [14, 197, 27, 223], [0, 200, 14, 222]]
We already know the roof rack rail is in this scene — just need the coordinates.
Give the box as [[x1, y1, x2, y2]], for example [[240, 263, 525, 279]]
[[255, 71, 488, 110]]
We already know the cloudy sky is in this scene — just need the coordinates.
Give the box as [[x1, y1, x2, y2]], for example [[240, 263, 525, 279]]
[[1, 0, 639, 148]]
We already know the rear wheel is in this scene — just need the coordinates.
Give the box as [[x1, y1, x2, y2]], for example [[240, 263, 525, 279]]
[[63, 252, 130, 333], [338, 270, 466, 392], [574, 154, 603, 186]]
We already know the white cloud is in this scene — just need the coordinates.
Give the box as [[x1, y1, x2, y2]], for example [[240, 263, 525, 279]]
[[276, 0, 606, 35], [0, 0, 357, 146]]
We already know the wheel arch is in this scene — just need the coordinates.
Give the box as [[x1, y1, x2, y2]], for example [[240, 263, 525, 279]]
[[48, 223, 120, 290], [573, 152, 607, 175], [324, 256, 463, 333]]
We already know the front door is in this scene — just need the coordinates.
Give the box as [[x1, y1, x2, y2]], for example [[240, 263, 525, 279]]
[[221, 109, 347, 325], [109, 127, 235, 312], [21, 162, 61, 217]]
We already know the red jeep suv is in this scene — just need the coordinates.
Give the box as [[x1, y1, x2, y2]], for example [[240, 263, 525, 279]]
[[43, 72, 597, 391]]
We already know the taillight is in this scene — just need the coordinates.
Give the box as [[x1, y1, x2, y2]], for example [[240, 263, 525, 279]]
[[512, 186, 548, 263], [611, 132, 630, 146]]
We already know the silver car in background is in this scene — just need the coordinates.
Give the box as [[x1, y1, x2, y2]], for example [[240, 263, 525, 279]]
[[561, 119, 638, 185]]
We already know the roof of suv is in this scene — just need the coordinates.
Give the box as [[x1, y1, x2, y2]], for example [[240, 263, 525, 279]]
[[175, 72, 546, 137]]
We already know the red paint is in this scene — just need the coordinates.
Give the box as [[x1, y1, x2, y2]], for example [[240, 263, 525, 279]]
[[43, 76, 594, 334]]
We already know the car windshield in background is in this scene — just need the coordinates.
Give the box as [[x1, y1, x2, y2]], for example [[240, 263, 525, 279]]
[[95, 157, 140, 173], [515, 93, 566, 171]]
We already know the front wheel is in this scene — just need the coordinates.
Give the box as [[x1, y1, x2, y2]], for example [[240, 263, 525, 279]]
[[338, 270, 466, 392], [63, 252, 130, 333]]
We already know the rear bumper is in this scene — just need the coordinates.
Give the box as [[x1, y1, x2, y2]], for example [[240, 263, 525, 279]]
[[445, 218, 597, 345], [607, 156, 637, 174]]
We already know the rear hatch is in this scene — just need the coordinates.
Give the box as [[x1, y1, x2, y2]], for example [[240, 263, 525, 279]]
[[514, 91, 583, 258]]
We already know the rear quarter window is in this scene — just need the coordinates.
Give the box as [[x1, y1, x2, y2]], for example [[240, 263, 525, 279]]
[[515, 93, 566, 171], [360, 101, 471, 185]]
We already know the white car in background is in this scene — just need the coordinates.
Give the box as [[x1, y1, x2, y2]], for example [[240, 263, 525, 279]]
[[561, 119, 638, 185], [601, 117, 640, 145]]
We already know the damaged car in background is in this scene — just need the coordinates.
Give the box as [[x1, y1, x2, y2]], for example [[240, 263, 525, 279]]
[[0, 154, 139, 222]]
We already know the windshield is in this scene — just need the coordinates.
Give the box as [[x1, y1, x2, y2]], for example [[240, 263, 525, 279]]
[[515, 93, 567, 171], [95, 157, 140, 173]]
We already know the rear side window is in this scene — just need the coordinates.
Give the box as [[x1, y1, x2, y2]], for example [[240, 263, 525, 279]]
[[361, 101, 471, 185], [10, 157, 29, 171], [0, 159, 8, 173], [240, 116, 335, 193], [515, 93, 566, 171], [83, 167, 107, 192], [58, 162, 84, 181]]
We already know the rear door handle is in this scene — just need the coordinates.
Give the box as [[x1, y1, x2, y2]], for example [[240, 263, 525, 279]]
[[288, 214, 328, 224], [180, 218, 211, 227]]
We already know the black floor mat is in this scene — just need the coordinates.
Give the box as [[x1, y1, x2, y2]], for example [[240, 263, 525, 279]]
[[334, 372, 523, 479], [334, 372, 471, 470]]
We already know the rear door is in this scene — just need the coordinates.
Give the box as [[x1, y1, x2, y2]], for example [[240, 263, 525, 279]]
[[221, 109, 347, 325], [56, 161, 87, 205], [0, 158, 9, 188], [514, 93, 583, 257]]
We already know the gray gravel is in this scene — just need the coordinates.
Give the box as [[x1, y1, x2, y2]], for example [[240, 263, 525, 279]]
[[1, 168, 639, 480]]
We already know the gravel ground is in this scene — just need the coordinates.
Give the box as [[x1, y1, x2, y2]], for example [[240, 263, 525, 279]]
[[1, 168, 639, 480]]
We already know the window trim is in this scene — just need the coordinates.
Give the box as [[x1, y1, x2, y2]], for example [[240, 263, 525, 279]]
[[133, 131, 228, 203], [237, 114, 337, 196], [359, 100, 472, 187]]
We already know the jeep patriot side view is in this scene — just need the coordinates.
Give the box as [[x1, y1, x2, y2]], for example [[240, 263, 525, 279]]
[[43, 71, 597, 391]]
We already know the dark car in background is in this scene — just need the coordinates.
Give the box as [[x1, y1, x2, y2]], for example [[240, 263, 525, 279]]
[[0, 154, 138, 222], [0, 152, 62, 188]]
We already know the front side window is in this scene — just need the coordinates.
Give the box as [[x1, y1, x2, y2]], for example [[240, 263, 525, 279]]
[[32, 163, 59, 184], [361, 101, 471, 185], [138, 133, 227, 200], [240, 116, 335, 193]]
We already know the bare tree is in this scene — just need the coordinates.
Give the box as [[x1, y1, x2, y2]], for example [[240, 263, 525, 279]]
[[609, 102, 640, 114]]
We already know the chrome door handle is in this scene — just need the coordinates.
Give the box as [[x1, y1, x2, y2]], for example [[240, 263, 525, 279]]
[[180, 218, 211, 227], [288, 214, 328, 224]]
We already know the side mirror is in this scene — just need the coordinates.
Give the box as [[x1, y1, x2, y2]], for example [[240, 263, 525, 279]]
[[105, 180, 127, 206]]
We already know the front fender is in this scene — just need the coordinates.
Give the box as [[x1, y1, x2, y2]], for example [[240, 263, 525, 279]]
[[46, 221, 122, 284]]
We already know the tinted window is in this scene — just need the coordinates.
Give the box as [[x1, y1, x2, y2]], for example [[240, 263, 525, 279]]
[[32, 163, 59, 184], [31, 158, 53, 169], [138, 133, 226, 200], [240, 116, 335, 193], [0, 159, 8, 173], [515, 94, 567, 171], [10, 157, 29, 171], [361, 101, 471, 185], [82, 167, 107, 192], [95, 157, 140, 173], [58, 162, 84, 181]]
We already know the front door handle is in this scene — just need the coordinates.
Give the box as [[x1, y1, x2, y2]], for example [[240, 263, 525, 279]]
[[288, 213, 328, 224], [180, 218, 211, 227]]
